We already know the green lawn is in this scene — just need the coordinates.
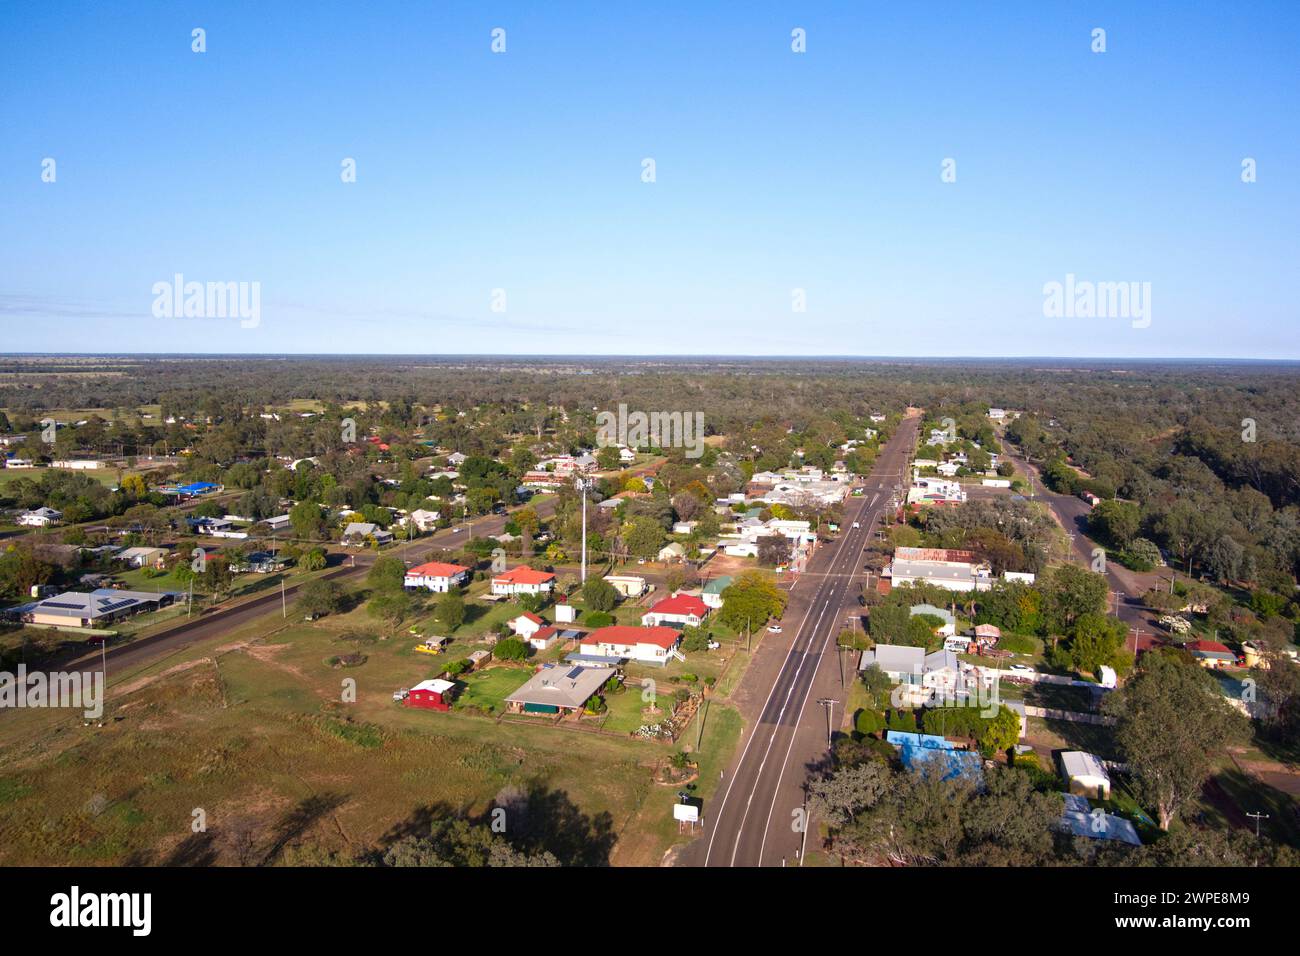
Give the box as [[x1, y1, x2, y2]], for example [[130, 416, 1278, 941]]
[[601, 686, 656, 734], [452, 666, 532, 716]]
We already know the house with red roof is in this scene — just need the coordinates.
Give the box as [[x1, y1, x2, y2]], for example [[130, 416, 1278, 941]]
[[1186, 639, 1238, 669], [580, 625, 683, 665], [404, 561, 471, 593], [491, 566, 557, 597], [524, 625, 562, 651], [508, 611, 546, 640], [641, 593, 709, 628]]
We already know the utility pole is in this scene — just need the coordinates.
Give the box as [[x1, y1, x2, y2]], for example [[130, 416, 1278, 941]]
[[816, 698, 838, 748], [281, 577, 287, 619], [576, 477, 593, 583], [1246, 811, 1269, 839]]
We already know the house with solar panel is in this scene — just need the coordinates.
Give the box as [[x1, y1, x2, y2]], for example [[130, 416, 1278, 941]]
[[11, 588, 178, 629], [504, 663, 616, 716]]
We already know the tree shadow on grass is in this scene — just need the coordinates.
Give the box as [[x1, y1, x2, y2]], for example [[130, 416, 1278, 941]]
[[370, 786, 616, 867], [259, 791, 348, 865]]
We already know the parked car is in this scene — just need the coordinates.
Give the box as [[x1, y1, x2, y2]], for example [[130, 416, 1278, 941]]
[[392, 688, 409, 702], [768, 624, 783, 633], [1008, 664, 1035, 675]]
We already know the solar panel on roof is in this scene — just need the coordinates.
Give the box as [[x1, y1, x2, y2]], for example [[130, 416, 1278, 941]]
[[565, 667, 585, 679]]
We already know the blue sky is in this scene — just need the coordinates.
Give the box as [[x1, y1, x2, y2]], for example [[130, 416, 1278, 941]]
[[1, 1, 1297, 357]]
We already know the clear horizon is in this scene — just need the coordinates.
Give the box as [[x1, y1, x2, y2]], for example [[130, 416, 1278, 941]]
[[3, 2, 1298, 358]]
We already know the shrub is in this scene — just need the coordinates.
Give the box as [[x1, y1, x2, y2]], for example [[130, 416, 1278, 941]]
[[885, 709, 917, 733], [583, 611, 615, 628], [853, 708, 885, 738], [494, 637, 529, 661]]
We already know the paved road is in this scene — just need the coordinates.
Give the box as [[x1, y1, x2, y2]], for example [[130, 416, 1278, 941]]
[[998, 440, 1161, 630], [62, 496, 559, 678], [686, 414, 920, 867]]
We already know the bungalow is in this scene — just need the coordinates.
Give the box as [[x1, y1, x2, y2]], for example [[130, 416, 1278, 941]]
[[11, 588, 177, 628], [859, 644, 963, 706], [602, 574, 646, 598], [701, 575, 732, 609], [580, 625, 684, 665], [18, 507, 63, 527], [342, 522, 393, 546], [447, 452, 468, 467], [406, 678, 455, 712], [657, 542, 687, 563], [404, 508, 441, 532], [4, 458, 34, 469], [491, 566, 556, 597], [233, 551, 288, 573], [887, 731, 984, 784], [504, 663, 615, 716], [509, 612, 546, 640], [404, 561, 471, 593], [906, 476, 967, 506], [116, 546, 169, 569], [525, 625, 563, 651], [262, 514, 292, 531], [641, 593, 709, 628], [1060, 750, 1112, 800], [1058, 794, 1141, 846], [1186, 639, 1237, 669]]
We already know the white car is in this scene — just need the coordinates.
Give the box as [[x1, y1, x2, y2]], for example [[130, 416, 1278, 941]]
[[451, 527, 462, 533], [851, 521, 861, 529], [1008, 664, 1035, 675], [768, 624, 783, 633]]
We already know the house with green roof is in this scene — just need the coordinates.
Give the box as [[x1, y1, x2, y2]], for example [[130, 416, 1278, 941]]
[[702, 575, 733, 609]]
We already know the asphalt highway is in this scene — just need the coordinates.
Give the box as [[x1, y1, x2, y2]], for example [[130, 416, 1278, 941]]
[[689, 413, 920, 867]]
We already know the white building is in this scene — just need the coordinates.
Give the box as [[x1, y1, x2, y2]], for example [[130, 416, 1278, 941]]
[[404, 561, 470, 592], [1060, 751, 1112, 800], [403, 508, 441, 532], [18, 507, 62, 527]]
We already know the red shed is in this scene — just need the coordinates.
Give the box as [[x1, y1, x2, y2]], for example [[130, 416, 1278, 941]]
[[406, 678, 455, 711]]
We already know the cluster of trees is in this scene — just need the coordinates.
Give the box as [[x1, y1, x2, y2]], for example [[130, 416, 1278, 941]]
[[868, 564, 1132, 676], [715, 571, 787, 632], [814, 648, 1290, 866]]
